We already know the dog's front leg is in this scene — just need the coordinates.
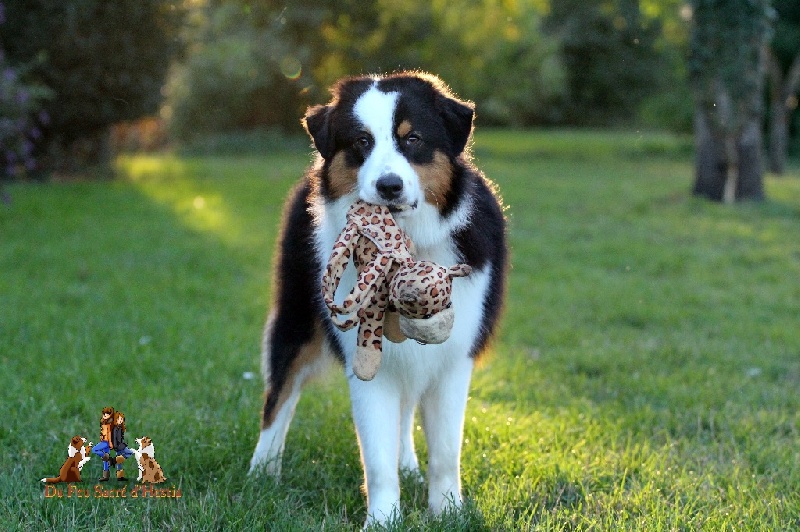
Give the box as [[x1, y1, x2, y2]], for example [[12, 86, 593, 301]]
[[349, 375, 402, 526], [420, 355, 474, 515]]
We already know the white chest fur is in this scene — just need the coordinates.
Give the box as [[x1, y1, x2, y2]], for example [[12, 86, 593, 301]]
[[312, 195, 491, 396]]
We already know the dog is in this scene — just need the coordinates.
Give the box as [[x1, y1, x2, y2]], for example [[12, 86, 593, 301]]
[[41, 436, 92, 483], [249, 71, 507, 526], [131, 436, 166, 483]]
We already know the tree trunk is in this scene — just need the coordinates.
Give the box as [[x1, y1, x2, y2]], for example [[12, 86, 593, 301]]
[[736, 116, 765, 200], [692, 106, 727, 202], [693, 105, 764, 202], [768, 98, 788, 175], [767, 51, 800, 175]]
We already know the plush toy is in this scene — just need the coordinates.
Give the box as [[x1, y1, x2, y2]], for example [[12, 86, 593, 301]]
[[322, 200, 472, 380]]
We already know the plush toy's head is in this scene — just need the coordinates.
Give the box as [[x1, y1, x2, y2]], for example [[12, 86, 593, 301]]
[[388, 261, 472, 344], [390, 261, 471, 318]]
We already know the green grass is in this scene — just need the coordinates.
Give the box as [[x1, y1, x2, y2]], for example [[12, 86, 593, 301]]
[[1, 129, 799, 530]]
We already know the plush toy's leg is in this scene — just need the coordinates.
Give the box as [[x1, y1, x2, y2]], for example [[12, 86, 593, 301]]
[[330, 277, 381, 332], [352, 284, 390, 381], [352, 319, 383, 381], [321, 222, 358, 309], [330, 313, 360, 331], [383, 309, 407, 344], [327, 254, 389, 315], [420, 354, 474, 515]]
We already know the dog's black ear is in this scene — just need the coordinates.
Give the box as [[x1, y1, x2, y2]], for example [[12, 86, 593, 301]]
[[303, 104, 335, 160], [439, 96, 474, 155]]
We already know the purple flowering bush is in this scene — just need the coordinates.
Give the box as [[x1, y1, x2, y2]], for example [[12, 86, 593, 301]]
[[0, 50, 52, 178]]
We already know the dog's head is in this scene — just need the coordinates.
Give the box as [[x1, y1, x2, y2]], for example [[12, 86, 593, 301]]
[[304, 72, 474, 216], [136, 436, 152, 447], [68, 436, 86, 457]]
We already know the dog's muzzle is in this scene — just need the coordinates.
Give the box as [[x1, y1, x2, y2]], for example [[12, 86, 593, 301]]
[[376, 174, 404, 202], [375, 173, 417, 213]]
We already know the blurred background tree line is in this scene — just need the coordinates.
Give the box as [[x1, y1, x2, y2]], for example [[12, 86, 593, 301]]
[[1, 0, 799, 199]]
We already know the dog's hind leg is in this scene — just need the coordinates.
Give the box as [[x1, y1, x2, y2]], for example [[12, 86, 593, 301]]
[[250, 181, 334, 478], [249, 313, 328, 477]]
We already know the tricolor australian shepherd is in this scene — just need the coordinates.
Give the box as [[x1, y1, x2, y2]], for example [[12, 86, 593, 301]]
[[249, 71, 507, 526]]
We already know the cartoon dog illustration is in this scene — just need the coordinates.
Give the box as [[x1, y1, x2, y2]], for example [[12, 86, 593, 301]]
[[41, 436, 93, 483], [131, 436, 166, 483]]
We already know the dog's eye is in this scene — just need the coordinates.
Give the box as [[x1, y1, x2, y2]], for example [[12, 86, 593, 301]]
[[405, 133, 421, 146], [355, 135, 372, 149]]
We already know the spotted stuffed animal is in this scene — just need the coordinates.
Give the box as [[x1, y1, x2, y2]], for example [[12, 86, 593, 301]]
[[322, 201, 471, 380]]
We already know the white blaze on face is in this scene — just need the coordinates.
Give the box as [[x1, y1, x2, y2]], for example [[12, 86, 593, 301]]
[[353, 84, 422, 208]]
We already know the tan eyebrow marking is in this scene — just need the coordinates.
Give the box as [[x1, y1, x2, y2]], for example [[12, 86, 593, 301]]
[[396, 120, 412, 137]]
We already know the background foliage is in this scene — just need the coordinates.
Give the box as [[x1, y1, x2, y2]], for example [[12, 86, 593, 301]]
[[0, 50, 52, 179], [771, 1, 800, 156], [1, 0, 183, 172], [2, 0, 800, 171], [544, 0, 667, 126], [164, 0, 568, 139]]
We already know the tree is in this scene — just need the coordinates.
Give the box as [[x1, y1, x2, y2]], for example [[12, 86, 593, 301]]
[[689, 0, 773, 202], [165, 0, 565, 136], [0, 6, 53, 181], [1, 0, 183, 172], [766, 1, 800, 174], [163, 1, 314, 140], [544, 0, 666, 126]]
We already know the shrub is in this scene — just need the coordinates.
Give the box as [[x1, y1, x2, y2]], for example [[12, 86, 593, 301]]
[[163, 4, 312, 141], [165, 0, 566, 136], [0, 51, 52, 179], [1, 0, 183, 172]]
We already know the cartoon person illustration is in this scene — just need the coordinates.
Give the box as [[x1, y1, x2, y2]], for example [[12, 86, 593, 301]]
[[111, 411, 134, 481], [93, 406, 115, 482]]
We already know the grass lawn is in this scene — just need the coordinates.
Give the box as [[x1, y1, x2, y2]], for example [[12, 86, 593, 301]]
[[1, 130, 799, 530]]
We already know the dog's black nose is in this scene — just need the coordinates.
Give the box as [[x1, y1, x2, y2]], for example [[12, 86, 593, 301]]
[[376, 174, 404, 201]]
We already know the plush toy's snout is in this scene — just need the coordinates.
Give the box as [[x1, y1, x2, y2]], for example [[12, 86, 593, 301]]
[[448, 264, 472, 278]]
